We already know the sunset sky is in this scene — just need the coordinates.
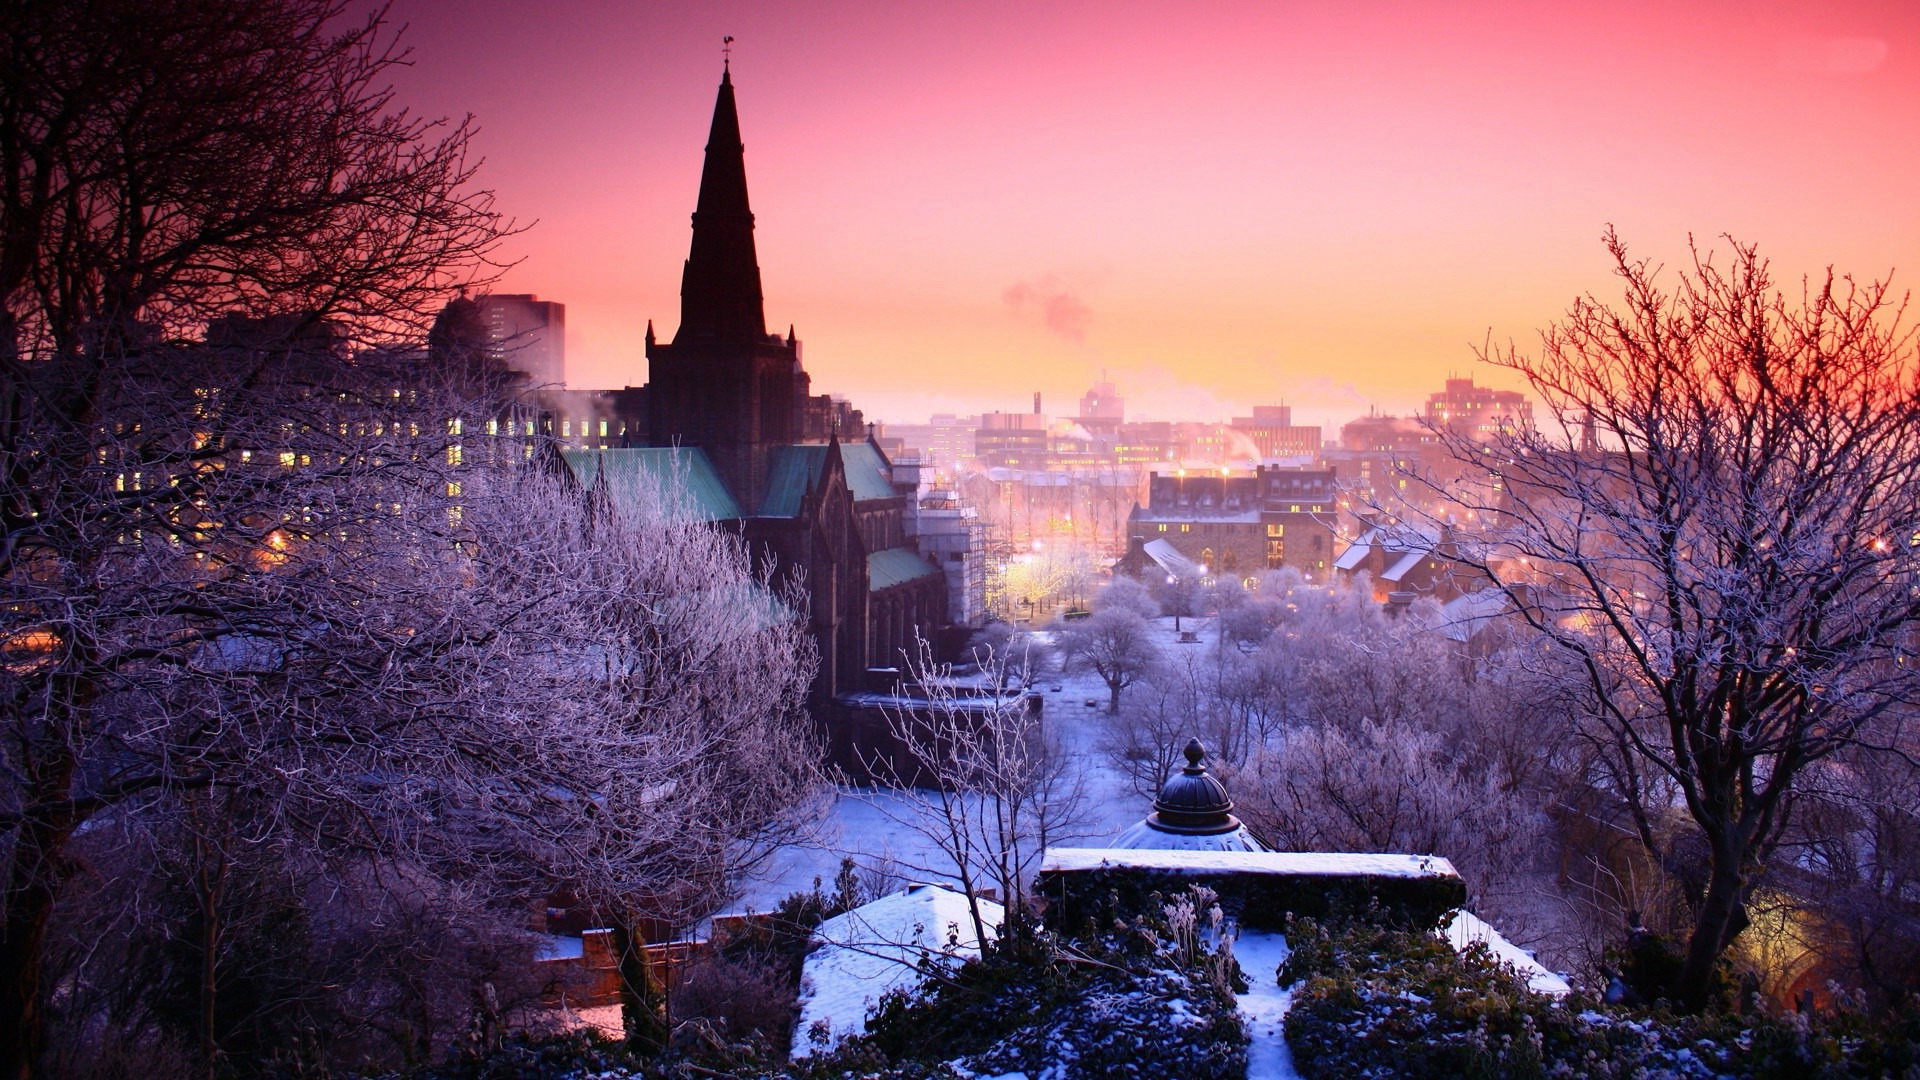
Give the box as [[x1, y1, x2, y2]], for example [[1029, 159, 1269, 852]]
[[393, 0, 1920, 428]]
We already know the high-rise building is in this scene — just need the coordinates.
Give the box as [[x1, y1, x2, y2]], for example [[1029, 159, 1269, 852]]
[[478, 293, 565, 389]]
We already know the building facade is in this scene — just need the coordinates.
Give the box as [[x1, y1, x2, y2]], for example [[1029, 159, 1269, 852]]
[[1122, 465, 1340, 581]]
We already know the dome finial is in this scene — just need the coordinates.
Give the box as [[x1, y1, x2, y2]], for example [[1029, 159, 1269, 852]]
[[1109, 733, 1269, 851], [1183, 738, 1206, 771]]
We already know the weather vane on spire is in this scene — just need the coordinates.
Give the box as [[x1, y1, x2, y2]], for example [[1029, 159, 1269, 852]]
[[723, 35, 734, 70]]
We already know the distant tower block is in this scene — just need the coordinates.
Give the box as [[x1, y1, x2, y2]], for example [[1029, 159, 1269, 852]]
[[479, 293, 566, 389]]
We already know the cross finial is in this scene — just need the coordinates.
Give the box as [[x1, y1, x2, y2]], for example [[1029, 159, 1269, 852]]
[[723, 35, 734, 70]]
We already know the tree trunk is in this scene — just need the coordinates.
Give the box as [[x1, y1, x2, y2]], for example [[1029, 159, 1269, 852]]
[[0, 817, 65, 1080], [610, 921, 666, 1053], [1675, 836, 1750, 1012], [1107, 681, 1121, 713], [191, 826, 226, 1079]]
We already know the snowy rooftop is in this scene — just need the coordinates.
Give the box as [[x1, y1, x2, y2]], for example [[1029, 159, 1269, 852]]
[[793, 884, 1005, 1057], [1042, 848, 1461, 880], [1446, 910, 1571, 996]]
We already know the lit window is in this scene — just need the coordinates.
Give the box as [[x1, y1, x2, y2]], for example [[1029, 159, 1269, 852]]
[[1267, 523, 1284, 538], [1180, 524, 1191, 533], [1157, 524, 1167, 532]]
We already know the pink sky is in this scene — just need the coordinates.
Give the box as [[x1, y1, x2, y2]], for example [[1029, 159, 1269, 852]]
[[390, 0, 1920, 427]]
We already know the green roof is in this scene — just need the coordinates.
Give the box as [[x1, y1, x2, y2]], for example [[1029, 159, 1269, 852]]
[[869, 547, 942, 591], [758, 441, 899, 518], [759, 445, 827, 517], [838, 442, 899, 502], [562, 447, 743, 522]]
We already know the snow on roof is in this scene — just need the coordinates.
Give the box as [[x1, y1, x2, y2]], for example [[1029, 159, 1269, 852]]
[[1332, 543, 1370, 571], [1142, 538, 1203, 578], [1335, 524, 1442, 575], [1446, 910, 1571, 996], [534, 934, 583, 962], [793, 884, 1005, 1057], [1382, 549, 1427, 583], [1438, 588, 1515, 642], [1111, 821, 1269, 852], [1041, 848, 1460, 880]]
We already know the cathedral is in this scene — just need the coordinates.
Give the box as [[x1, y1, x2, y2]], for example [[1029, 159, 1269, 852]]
[[566, 65, 953, 762]]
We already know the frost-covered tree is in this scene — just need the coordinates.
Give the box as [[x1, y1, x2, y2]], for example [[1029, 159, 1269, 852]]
[[0, 1, 826, 1070], [1092, 575, 1161, 621], [1234, 719, 1547, 909], [1430, 230, 1920, 1010], [1057, 605, 1160, 713], [865, 639, 1088, 942]]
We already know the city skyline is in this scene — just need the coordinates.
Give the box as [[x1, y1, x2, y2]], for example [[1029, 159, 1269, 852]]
[[392, 0, 1919, 426]]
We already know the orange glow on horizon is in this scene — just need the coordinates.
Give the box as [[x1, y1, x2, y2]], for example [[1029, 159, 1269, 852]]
[[392, 0, 1920, 428]]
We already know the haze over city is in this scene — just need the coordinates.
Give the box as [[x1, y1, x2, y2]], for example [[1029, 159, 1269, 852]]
[[392, 0, 1919, 426]]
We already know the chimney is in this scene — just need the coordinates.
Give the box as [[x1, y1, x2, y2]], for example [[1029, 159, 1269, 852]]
[[1033, 392, 1042, 415]]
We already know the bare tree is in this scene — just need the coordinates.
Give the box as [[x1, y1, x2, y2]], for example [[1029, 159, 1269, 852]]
[[1057, 606, 1160, 714], [1159, 569, 1210, 633], [1428, 230, 1920, 1010], [0, 2, 827, 1072], [0, 1, 515, 1068], [1233, 719, 1548, 913], [863, 639, 1088, 944]]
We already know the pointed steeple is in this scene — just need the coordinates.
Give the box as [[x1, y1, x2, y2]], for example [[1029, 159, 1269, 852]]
[[676, 67, 766, 344]]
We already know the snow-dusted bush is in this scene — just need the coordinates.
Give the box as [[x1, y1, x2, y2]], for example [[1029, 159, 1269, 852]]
[[1282, 917, 1920, 1079], [802, 886, 1248, 1079]]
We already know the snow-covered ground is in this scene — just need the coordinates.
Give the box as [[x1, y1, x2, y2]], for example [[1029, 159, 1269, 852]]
[[1235, 930, 1301, 1080], [717, 613, 1564, 1074], [726, 618, 1179, 915]]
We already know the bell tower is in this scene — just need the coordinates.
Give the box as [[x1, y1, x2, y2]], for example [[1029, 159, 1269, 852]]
[[645, 64, 805, 510]]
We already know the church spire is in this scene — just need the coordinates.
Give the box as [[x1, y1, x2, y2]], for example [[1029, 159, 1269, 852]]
[[675, 65, 767, 344]]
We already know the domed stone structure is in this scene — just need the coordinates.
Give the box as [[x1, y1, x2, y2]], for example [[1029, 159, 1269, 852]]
[[1111, 738, 1268, 852]]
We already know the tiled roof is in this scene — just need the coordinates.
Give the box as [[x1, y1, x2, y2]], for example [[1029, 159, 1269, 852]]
[[868, 547, 941, 591], [562, 447, 742, 522]]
